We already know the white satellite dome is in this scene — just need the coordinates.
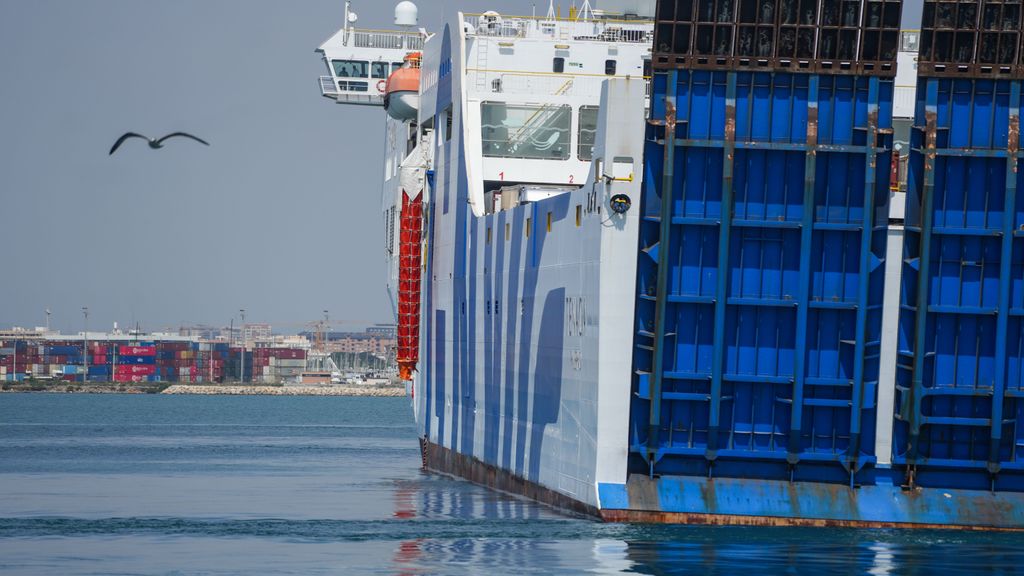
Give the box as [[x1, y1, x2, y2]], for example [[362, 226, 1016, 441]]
[[395, 1, 418, 26]]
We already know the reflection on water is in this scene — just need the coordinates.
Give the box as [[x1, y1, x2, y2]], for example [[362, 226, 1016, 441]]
[[0, 394, 1022, 575]]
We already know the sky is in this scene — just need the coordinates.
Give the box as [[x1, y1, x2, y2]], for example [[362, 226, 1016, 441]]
[[0, 0, 523, 334]]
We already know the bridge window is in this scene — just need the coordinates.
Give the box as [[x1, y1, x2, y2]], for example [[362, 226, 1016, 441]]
[[371, 62, 390, 79], [332, 59, 368, 78], [553, 57, 565, 73], [481, 102, 571, 160], [578, 106, 599, 161], [605, 59, 617, 75]]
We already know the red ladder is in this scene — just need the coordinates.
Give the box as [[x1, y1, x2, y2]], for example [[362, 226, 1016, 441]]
[[396, 191, 423, 380]]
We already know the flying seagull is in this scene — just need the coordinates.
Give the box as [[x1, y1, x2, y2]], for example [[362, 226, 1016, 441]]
[[109, 132, 210, 155]]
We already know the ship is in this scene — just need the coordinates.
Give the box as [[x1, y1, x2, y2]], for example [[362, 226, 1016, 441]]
[[314, 0, 1024, 530]]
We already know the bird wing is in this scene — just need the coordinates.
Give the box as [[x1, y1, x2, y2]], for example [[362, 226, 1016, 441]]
[[109, 132, 149, 155], [156, 132, 210, 146]]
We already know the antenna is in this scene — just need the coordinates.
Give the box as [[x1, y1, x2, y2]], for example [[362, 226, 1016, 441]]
[[576, 0, 593, 21]]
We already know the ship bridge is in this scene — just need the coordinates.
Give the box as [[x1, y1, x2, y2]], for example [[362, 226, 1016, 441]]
[[316, 3, 425, 106]]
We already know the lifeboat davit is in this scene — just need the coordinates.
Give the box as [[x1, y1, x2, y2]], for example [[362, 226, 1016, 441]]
[[384, 52, 421, 121]]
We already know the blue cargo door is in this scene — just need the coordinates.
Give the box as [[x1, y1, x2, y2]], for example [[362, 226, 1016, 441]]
[[633, 69, 893, 484], [896, 76, 1024, 492]]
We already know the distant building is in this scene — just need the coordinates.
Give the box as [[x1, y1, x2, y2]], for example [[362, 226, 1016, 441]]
[[178, 325, 221, 339], [326, 332, 395, 355], [243, 323, 272, 342], [366, 324, 397, 339]]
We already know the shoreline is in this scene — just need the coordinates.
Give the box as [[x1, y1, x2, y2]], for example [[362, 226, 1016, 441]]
[[0, 382, 407, 396]]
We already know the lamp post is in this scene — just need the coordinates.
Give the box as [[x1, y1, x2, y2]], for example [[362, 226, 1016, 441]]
[[82, 307, 89, 383], [239, 309, 246, 383]]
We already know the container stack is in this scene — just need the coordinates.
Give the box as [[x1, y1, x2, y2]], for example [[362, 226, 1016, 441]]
[[115, 344, 158, 383], [635, 0, 899, 484], [0, 341, 41, 382], [250, 348, 307, 383], [0, 337, 306, 384], [896, 0, 1024, 491], [196, 342, 230, 383]]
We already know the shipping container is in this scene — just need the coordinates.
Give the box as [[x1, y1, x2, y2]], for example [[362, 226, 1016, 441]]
[[115, 364, 156, 376], [118, 355, 156, 365], [119, 345, 156, 356], [45, 345, 79, 355]]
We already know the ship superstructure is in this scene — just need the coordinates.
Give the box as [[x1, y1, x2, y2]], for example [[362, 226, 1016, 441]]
[[314, 0, 1024, 530]]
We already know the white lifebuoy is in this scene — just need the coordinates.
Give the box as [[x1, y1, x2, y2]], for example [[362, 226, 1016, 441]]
[[377, 80, 387, 92]]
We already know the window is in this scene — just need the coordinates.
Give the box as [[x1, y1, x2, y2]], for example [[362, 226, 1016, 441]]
[[332, 59, 369, 91], [445, 105, 453, 141], [553, 57, 565, 73], [481, 102, 572, 160], [605, 59, 617, 75], [371, 62, 390, 79], [392, 62, 403, 72], [578, 106, 599, 161], [332, 59, 368, 78]]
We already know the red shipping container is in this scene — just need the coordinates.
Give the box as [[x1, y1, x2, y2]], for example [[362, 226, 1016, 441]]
[[119, 346, 156, 356], [91, 355, 107, 364], [115, 365, 156, 376]]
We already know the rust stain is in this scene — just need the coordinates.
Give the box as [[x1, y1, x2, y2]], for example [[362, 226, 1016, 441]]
[[806, 105, 818, 155], [1009, 113, 1020, 174], [664, 99, 676, 129], [597, 509, 1024, 532], [724, 103, 736, 144], [924, 109, 938, 172]]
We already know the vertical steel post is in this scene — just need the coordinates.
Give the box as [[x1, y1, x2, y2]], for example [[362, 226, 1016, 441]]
[[648, 70, 679, 461], [849, 76, 881, 466], [708, 72, 737, 460], [82, 307, 89, 383], [990, 80, 1020, 475], [788, 74, 819, 462], [908, 78, 940, 465]]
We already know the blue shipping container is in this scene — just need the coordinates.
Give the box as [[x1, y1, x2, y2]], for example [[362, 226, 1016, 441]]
[[898, 76, 1024, 492], [632, 69, 893, 485], [46, 346, 80, 355], [118, 355, 156, 365]]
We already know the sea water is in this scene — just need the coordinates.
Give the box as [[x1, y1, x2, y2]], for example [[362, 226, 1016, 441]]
[[0, 394, 1021, 575]]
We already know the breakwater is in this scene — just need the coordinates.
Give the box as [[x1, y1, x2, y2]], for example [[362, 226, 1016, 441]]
[[161, 384, 405, 396]]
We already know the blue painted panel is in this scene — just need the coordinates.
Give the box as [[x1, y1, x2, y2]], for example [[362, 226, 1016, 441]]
[[897, 77, 1024, 492], [633, 70, 891, 484]]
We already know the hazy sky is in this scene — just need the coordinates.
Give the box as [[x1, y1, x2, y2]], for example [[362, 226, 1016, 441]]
[[0, 0, 521, 334]]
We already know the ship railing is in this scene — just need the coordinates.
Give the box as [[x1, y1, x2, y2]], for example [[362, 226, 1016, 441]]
[[318, 75, 384, 105], [343, 28, 424, 51], [319, 75, 340, 97], [463, 13, 652, 42]]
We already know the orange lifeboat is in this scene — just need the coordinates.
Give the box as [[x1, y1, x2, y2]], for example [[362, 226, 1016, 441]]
[[384, 52, 421, 121]]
